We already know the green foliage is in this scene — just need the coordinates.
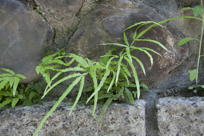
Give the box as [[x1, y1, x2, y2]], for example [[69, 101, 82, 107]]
[[188, 69, 198, 82], [0, 68, 42, 109], [0, 68, 25, 96], [177, 37, 195, 46], [34, 20, 168, 136], [177, 4, 204, 90], [193, 5, 204, 17], [35, 50, 70, 84]]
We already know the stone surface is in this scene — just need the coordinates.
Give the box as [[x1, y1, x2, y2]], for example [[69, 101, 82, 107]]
[[0, 100, 146, 136], [157, 97, 204, 136], [176, 0, 200, 7], [0, 0, 49, 82], [67, 0, 189, 87], [34, 0, 96, 48]]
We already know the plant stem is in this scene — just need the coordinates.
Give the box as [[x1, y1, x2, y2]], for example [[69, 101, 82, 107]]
[[196, 0, 204, 84]]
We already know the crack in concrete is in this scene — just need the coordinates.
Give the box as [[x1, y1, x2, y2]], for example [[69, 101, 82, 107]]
[[144, 91, 159, 136]]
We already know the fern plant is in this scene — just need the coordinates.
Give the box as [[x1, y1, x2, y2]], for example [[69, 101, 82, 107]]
[[0, 68, 25, 108], [33, 20, 170, 136]]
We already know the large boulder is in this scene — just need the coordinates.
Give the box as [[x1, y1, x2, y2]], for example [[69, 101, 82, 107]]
[[66, 0, 190, 87], [0, 0, 49, 82]]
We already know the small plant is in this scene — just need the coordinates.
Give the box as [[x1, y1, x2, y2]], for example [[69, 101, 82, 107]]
[[0, 68, 25, 108], [0, 68, 42, 109], [177, 1, 204, 90], [33, 20, 169, 136]]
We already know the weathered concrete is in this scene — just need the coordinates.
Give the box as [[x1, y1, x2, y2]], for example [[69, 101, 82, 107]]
[[157, 97, 204, 136], [0, 100, 146, 136]]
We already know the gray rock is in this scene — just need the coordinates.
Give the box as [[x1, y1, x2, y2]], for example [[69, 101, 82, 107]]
[[175, 0, 200, 7], [0, 101, 146, 136], [34, 0, 93, 48], [67, 0, 189, 87], [157, 97, 204, 136], [0, 0, 49, 82]]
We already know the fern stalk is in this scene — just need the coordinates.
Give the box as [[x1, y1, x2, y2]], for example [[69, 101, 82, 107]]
[[196, 0, 204, 84]]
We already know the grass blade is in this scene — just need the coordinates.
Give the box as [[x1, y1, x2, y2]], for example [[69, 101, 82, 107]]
[[33, 76, 81, 136], [125, 21, 163, 30], [134, 39, 167, 51], [12, 78, 20, 96], [123, 32, 129, 46], [115, 54, 124, 85], [131, 47, 154, 66], [69, 54, 88, 68], [87, 69, 111, 105], [42, 73, 81, 98], [139, 47, 161, 56], [69, 76, 85, 115], [177, 37, 194, 46], [132, 56, 146, 75], [124, 57, 141, 99], [136, 16, 201, 39], [107, 71, 116, 92], [101, 43, 128, 48]]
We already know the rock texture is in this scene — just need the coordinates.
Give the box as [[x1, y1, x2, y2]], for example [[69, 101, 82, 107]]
[[0, 0, 49, 82], [0, 101, 146, 136], [1, 0, 200, 88], [66, 0, 190, 86], [157, 97, 204, 136], [33, 0, 85, 47]]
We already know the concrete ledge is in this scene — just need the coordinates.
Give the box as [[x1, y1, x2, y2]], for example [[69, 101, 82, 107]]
[[157, 97, 204, 136], [0, 101, 146, 136]]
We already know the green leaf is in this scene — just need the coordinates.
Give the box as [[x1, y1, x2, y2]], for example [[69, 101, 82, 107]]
[[11, 98, 19, 108], [69, 76, 85, 114], [0, 91, 13, 97], [87, 69, 111, 105], [89, 67, 98, 115], [121, 72, 130, 86], [140, 47, 161, 56], [42, 73, 82, 98], [123, 32, 129, 46], [28, 92, 38, 102], [98, 97, 113, 121], [0, 68, 15, 75], [115, 54, 124, 85], [101, 43, 128, 48], [124, 88, 135, 104], [188, 69, 197, 81], [132, 56, 146, 75], [107, 72, 116, 92], [33, 76, 81, 136], [134, 39, 168, 51], [105, 56, 118, 69], [58, 67, 85, 73], [177, 37, 194, 46], [69, 54, 88, 68], [0, 98, 12, 108], [124, 57, 141, 99], [136, 16, 202, 39], [131, 47, 154, 66], [181, 7, 193, 11], [193, 5, 204, 17], [0, 79, 9, 90], [125, 21, 163, 30], [126, 47, 133, 63], [141, 83, 149, 90], [12, 78, 20, 96]]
